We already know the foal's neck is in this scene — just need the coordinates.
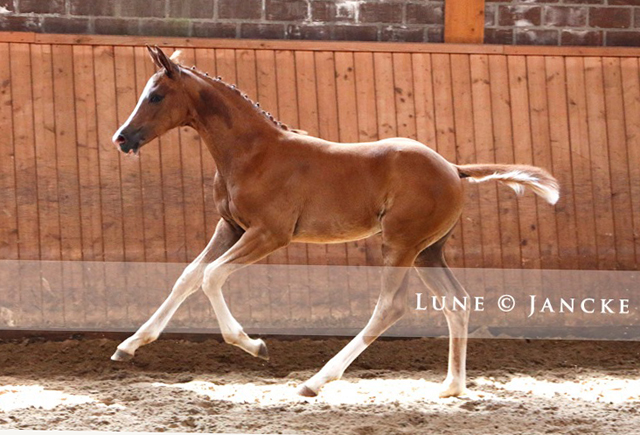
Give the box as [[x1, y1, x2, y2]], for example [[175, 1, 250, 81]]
[[185, 69, 283, 176]]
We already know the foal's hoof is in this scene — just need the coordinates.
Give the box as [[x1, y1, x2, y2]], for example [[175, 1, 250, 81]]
[[439, 382, 465, 398], [257, 340, 270, 361], [110, 349, 134, 362], [297, 384, 318, 398]]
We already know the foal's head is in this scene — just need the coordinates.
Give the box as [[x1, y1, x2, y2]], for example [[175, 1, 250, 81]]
[[112, 46, 191, 154]]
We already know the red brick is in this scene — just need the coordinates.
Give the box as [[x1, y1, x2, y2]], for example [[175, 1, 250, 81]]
[[561, 29, 603, 46], [240, 23, 285, 39], [606, 31, 640, 46], [380, 26, 426, 42], [42, 16, 90, 33], [265, 0, 307, 21], [311, 1, 356, 23], [333, 25, 378, 41], [0, 0, 13, 12], [406, 3, 443, 25], [485, 4, 497, 27], [498, 6, 541, 27], [484, 28, 513, 44], [0, 15, 41, 31], [218, 0, 261, 20], [544, 6, 587, 27], [69, 0, 115, 16], [609, 0, 640, 5], [120, 0, 166, 18], [95, 17, 141, 35], [360, 2, 403, 24], [589, 8, 631, 29], [19, 0, 64, 14], [427, 26, 444, 42], [567, 0, 603, 3], [516, 28, 559, 45], [139, 18, 190, 37], [287, 24, 332, 40], [168, 0, 214, 19], [192, 21, 237, 38]]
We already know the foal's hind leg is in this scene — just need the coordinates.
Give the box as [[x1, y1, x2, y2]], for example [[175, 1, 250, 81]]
[[111, 219, 242, 361], [298, 241, 420, 397], [414, 237, 470, 397]]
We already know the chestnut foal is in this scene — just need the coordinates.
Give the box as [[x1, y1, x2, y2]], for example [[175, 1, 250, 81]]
[[111, 46, 559, 398]]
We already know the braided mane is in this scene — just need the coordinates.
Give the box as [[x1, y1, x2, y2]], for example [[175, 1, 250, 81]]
[[182, 64, 293, 132]]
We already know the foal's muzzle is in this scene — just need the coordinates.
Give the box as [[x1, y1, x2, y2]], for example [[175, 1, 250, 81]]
[[112, 128, 144, 155]]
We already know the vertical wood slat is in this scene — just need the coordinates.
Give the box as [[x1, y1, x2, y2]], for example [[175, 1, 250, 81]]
[[0, 43, 19, 260], [73, 44, 105, 327], [619, 58, 640, 268], [507, 55, 542, 270], [31, 44, 60, 263], [52, 44, 85, 326], [10, 43, 40, 260], [489, 55, 522, 270], [527, 56, 560, 270], [470, 54, 502, 270], [33, 45, 63, 326], [10, 43, 42, 327], [450, 54, 483, 268], [431, 53, 464, 267], [565, 57, 598, 270], [545, 56, 579, 269], [584, 57, 617, 270], [0, 43, 20, 326], [602, 57, 637, 270], [73, 45, 103, 262]]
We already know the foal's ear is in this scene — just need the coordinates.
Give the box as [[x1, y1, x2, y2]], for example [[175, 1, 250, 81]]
[[146, 45, 179, 79]]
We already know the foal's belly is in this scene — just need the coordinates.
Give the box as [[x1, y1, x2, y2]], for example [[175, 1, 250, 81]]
[[288, 180, 384, 244], [291, 223, 381, 244]]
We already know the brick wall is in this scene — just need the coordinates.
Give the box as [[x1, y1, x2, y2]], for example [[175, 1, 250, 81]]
[[486, 0, 640, 46], [0, 0, 445, 42], [0, 0, 638, 46]]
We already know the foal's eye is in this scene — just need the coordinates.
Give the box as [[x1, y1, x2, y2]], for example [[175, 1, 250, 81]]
[[149, 94, 164, 104]]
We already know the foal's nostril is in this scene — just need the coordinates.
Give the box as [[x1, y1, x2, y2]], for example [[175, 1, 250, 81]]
[[115, 134, 126, 145]]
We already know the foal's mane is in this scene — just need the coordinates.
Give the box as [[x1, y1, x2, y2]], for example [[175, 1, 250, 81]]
[[182, 64, 294, 133]]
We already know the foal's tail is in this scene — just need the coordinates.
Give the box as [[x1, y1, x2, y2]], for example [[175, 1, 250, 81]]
[[455, 163, 559, 205]]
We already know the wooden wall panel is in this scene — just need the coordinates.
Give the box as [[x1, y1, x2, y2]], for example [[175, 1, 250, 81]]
[[0, 38, 638, 273]]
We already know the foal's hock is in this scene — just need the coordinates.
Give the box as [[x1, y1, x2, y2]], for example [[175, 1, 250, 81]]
[[110, 46, 559, 399]]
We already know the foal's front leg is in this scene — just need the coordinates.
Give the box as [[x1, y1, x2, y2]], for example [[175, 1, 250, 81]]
[[201, 229, 287, 359], [111, 219, 242, 361]]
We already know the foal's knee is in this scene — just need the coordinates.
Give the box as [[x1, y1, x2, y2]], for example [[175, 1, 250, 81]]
[[202, 263, 228, 293]]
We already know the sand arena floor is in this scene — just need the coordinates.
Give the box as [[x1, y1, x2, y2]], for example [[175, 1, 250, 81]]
[[1, 336, 640, 434]]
